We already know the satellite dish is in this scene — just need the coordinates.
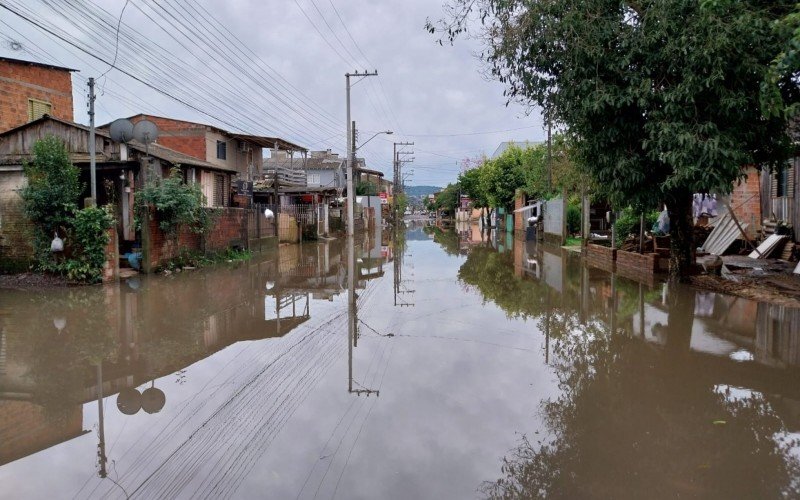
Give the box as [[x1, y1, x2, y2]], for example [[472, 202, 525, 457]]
[[141, 386, 166, 414], [109, 118, 134, 143], [117, 388, 142, 415], [133, 119, 159, 144]]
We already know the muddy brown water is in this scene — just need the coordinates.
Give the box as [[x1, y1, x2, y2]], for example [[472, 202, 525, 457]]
[[1, 224, 799, 499]]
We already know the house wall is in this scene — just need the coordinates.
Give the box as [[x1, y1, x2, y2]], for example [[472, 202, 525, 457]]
[[0, 60, 74, 132], [0, 169, 33, 270], [205, 130, 253, 175], [306, 168, 338, 189], [130, 115, 206, 160], [729, 166, 761, 238], [199, 169, 231, 208]]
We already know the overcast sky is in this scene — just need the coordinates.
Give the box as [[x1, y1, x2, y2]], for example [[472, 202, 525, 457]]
[[0, 0, 545, 186]]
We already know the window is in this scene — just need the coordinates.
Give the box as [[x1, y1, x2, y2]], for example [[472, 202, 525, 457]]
[[213, 174, 225, 207], [307, 173, 321, 186], [216, 140, 227, 160], [771, 164, 795, 198], [27, 99, 52, 121]]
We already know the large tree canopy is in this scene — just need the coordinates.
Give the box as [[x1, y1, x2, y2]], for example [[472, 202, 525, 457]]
[[429, 0, 800, 278]]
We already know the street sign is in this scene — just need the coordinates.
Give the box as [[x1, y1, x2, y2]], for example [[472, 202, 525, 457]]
[[379, 192, 388, 205]]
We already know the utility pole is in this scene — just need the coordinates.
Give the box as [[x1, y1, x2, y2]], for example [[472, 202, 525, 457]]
[[546, 119, 552, 193], [346, 70, 378, 238], [88, 78, 97, 205], [393, 141, 413, 219]]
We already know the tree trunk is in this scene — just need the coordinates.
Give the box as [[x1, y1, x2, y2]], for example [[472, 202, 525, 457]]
[[666, 189, 695, 282]]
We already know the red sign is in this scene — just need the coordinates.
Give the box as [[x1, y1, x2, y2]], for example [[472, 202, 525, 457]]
[[379, 192, 387, 199]]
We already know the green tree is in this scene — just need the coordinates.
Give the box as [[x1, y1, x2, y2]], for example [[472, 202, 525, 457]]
[[21, 136, 83, 259], [429, 0, 800, 279], [434, 182, 461, 214], [479, 147, 525, 210]]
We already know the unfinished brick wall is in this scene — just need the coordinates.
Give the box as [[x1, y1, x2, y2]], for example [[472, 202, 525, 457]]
[[130, 115, 208, 161], [145, 207, 247, 268], [0, 59, 74, 132], [585, 243, 616, 272], [730, 167, 761, 238]]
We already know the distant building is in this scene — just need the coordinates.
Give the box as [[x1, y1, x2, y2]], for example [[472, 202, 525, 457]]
[[0, 56, 76, 132], [491, 140, 542, 158]]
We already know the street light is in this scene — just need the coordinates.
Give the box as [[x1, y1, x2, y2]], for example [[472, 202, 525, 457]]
[[356, 130, 393, 151], [346, 129, 393, 236]]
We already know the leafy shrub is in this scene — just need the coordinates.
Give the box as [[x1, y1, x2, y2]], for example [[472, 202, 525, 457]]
[[21, 136, 82, 260], [614, 207, 661, 247], [137, 168, 215, 236], [567, 202, 581, 234], [64, 206, 114, 283]]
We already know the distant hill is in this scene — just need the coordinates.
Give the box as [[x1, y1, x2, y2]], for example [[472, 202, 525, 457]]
[[404, 185, 441, 197]]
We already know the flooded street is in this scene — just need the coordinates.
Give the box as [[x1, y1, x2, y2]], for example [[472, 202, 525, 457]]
[[2, 223, 800, 499]]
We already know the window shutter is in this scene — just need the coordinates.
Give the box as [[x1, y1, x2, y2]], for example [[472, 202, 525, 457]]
[[213, 174, 224, 207], [788, 166, 795, 199], [27, 99, 52, 121], [771, 171, 778, 198]]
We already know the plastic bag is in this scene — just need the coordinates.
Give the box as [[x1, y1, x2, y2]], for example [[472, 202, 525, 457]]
[[51, 232, 64, 253]]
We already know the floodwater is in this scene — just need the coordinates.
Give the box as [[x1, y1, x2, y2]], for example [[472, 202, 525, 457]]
[[1, 222, 799, 499]]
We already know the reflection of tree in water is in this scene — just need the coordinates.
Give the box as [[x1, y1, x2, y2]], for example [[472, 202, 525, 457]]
[[18, 290, 117, 422], [481, 320, 800, 499], [423, 226, 461, 256]]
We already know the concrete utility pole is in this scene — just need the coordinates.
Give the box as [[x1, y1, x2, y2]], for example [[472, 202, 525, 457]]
[[88, 77, 97, 205], [345, 70, 378, 238], [393, 141, 413, 218]]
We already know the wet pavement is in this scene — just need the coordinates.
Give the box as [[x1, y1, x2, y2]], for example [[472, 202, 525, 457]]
[[1, 223, 799, 499]]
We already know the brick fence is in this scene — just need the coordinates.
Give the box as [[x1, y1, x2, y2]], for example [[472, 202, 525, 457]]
[[585, 243, 616, 272], [144, 207, 247, 269]]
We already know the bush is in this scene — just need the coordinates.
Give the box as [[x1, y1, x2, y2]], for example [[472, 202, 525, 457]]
[[137, 168, 215, 236], [614, 207, 661, 247], [64, 207, 115, 283], [21, 136, 82, 260], [567, 202, 581, 234]]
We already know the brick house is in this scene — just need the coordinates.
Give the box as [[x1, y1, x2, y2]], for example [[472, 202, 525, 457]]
[[106, 115, 305, 204], [0, 56, 76, 132], [0, 116, 239, 269]]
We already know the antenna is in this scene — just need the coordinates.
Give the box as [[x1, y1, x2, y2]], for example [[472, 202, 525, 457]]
[[109, 118, 134, 143]]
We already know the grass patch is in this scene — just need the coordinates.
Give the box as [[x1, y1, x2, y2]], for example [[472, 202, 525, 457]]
[[162, 247, 252, 271], [565, 236, 582, 246]]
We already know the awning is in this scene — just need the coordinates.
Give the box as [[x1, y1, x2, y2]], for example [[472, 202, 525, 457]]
[[231, 134, 307, 152]]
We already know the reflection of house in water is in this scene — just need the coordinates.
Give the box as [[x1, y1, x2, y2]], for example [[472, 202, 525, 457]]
[[0, 237, 385, 468], [755, 304, 800, 368]]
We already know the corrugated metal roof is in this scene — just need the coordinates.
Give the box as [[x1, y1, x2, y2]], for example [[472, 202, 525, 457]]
[[702, 214, 748, 256]]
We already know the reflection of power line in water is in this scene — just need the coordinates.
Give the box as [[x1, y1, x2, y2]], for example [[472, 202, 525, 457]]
[[99, 277, 384, 498], [96, 310, 346, 499], [131, 324, 342, 499], [119, 277, 387, 499]]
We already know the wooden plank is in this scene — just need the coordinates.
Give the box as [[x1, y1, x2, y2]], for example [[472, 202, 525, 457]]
[[749, 234, 787, 259]]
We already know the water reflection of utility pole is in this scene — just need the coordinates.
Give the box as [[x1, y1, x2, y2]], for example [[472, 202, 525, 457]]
[[611, 274, 618, 331], [347, 234, 379, 396], [96, 363, 107, 479]]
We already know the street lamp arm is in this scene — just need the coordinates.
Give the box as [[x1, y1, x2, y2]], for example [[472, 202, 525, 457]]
[[356, 130, 393, 151]]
